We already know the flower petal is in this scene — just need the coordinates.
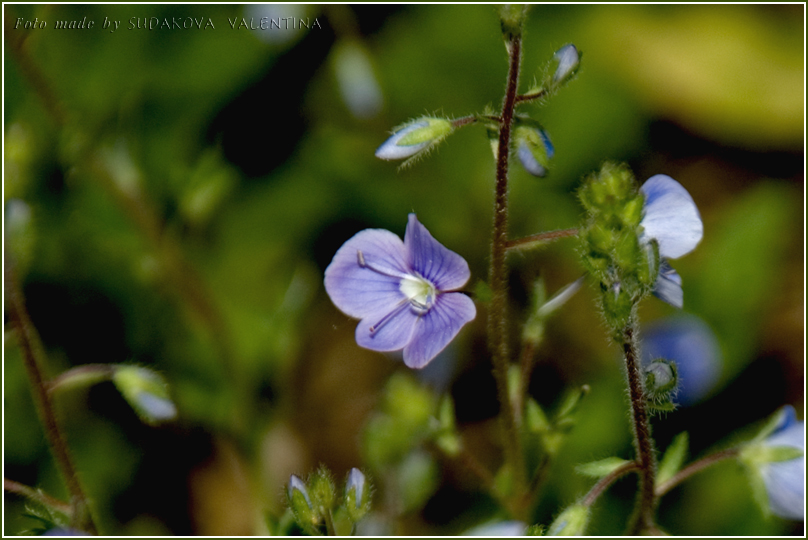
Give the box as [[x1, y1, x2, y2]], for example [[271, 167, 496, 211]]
[[355, 302, 418, 352], [324, 228, 409, 319], [640, 175, 703, 259], [403, 292, 476, 369], [375, 121, 431, 160], [404, 214, 470, 291], [653, 260, 684, 308], [762, 408, 804, 520], [518, 142, 547, 177]]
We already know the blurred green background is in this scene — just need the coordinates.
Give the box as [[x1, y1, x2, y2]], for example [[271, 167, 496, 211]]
[[3, 3, 803, 536]]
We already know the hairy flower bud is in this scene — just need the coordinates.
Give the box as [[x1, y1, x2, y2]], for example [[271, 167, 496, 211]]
[[551, 44, 580, 86], [375, 118, 453, 161], [345, 468, 372, 522]]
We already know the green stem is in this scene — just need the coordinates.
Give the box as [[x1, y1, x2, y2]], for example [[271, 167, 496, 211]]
[[4, 264, 98, 535], [655, 448, 739, 497], [622, 325, 657, 535], [489, 33, 526, 515]]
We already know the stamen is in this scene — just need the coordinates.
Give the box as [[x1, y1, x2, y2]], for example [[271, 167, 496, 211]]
[[356, 250, 409, 279], [369, 300, 408, 334]]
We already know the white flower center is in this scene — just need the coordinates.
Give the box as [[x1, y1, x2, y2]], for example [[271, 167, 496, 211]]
[[400, 274, 436, 314]]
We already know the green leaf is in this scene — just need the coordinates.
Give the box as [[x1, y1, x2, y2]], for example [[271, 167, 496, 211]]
[[656, 432, 689, 487], [575, 457, 631, 478]]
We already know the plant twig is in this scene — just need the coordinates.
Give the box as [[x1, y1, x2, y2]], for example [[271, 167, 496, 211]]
[[622, 325, 657, 535], [4, 264, 98, 534], [655, 448, 739, 497], [4, 478, 72, 516], [582, 461, 640, 507], [488, 32, 527, 516]]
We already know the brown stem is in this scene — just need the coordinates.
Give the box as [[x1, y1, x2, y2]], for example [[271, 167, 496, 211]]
[[506, 228, 578, 250], [655, 448, 740, 497], [47, 364, 116, 395], [582, 461, 640, 507], [451, 115, 479, 128], [622, 325, 657, 535], [4, 478, 72, 516], [4, 265, 98, 534], [488, 33, 526, 515]]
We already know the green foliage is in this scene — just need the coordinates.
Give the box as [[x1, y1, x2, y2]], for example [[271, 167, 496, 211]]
[[575, 457, 631, 479]]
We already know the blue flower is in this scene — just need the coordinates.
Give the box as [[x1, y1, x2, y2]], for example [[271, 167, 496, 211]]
[[325, 214, 476, 369], [639, 175, 703, 308], [640, 314, 721, 406], [761, 406, 804, 520]]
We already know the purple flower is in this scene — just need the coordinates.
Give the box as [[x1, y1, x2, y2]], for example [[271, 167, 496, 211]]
[[325, 214, 476, 369], [761, 406, 804, 520], [639, 175, 703, 308]]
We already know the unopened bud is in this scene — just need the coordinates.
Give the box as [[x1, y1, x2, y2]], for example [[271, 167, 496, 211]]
[[345, 467, 372, 522], [644, 359, 678, 396], [375, 117, 453, 160], [515, 124, 554, 177], [551, 44, 580, 85], [112, 366, 177, 424], [547, 504, 590, 536], [288, 474, 318, 527]]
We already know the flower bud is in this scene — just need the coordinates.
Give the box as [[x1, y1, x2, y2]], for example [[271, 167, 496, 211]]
[[308, 466, 336, 515], [287, 474, 319, 527], [547, 503, 590, 536], [375, 117, 453, 160], [345, 468, 372, 522], [514, 123, 554, 177], [551, 44, 580, 86], [112, 366, 177, 424], [644, 359, 678, 397]]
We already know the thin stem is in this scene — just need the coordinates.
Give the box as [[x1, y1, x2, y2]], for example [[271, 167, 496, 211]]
[[451, 115, 479, 128], [582, 461, 640, 507], [4, 265, 98, 535], [515, 88, 549, 104], [324, 509, 337, 536], [47, 364, 116, 395], [655, 448, 740, 497], [4, 478, 72, 516], [622, 325, 657, 535], [489, 33, 526, 514], [506, 228, 578, 250]]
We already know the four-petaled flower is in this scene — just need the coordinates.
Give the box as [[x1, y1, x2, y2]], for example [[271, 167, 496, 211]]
[[639, 175, 704, 308], [325, 214, 476, 369]]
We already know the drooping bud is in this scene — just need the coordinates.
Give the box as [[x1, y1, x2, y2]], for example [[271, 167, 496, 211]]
[[551, 44, 580, 86], [112, 366, 177, 424], [375, 117, 453, 161], [344, 468, 372, 522], [547, 503, 590, 536], [514, 121, 554, 177], [333, 39, 383, 119]]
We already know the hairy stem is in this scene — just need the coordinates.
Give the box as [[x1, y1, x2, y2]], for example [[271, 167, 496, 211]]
[[489, 33, 526, 513], [4, 265, 98, 534], [582, 461, 640, 507], [4, 478, 71, 516], [655, 448, 740, 497], [622, 325, 657, 535]]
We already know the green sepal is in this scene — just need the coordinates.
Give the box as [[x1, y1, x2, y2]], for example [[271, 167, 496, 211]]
[[656, 432, 689, 487], [344, 468, 372, 523], [396, 117, 453, 146], [309, 466, 337, 516], [575, 457, 631, 478]]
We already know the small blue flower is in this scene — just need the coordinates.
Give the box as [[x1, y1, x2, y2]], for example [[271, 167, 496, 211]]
[[639, 175, 703, 308], [641, 314, 721, 406], [325, 214, 476, 368], [761, 406, 804, 520], [552, 44, 580, 84]]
